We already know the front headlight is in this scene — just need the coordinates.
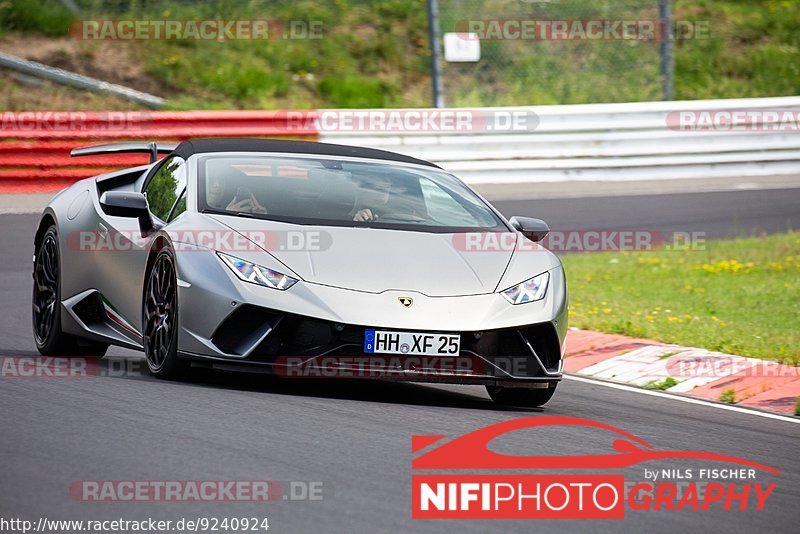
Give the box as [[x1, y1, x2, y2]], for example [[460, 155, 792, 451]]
[[501, 271, 549, 304], [217, 252, 298, 290]]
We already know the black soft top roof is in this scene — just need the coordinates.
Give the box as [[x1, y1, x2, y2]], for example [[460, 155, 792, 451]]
[[172, 138, 440, 168]]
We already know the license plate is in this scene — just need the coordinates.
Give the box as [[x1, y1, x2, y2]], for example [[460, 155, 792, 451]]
[[364, 330, 460, 356]]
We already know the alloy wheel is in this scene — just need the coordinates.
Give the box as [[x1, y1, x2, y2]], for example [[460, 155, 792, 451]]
[[32, 233, 59, 345], [144, 252, 177, 370]]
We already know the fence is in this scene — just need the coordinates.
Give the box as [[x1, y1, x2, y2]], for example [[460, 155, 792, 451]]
[[434, 0, 670, 107], [0, 96, 798, 193]]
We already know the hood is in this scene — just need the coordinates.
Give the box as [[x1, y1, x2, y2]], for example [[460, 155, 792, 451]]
[[209, 215, 526, 296]]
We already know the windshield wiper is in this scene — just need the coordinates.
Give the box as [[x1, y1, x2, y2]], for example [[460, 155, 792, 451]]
[[202, 208, 258, 219]]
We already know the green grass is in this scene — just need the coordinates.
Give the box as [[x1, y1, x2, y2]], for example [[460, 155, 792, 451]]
[[720, 389, 736, 404], [562, 232, 800, 363], [1, 0, 798, 108], [0, 0, 74, 37], [644, 377, 680, 391], [674, 0, 800, 100], [117, 0, 430, 110]]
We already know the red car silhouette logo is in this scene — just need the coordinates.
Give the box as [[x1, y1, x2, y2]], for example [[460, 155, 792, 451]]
[[412, 416, 780, 474]]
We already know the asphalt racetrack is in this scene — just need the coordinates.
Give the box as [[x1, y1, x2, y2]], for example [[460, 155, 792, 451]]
[[2, 188, 799, 533]]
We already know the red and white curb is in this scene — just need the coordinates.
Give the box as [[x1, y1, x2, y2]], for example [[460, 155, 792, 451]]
[[565, 328, 800, 415]]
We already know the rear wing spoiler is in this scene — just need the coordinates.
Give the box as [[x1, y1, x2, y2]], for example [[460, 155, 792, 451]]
[[70, 142, 178, 163]]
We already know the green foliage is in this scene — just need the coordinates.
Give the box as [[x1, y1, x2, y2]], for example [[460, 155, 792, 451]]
[[720, 389, 736, 404], [674, 0, 800, 99], [318, 75, 387, 108], [644, 377, 680, 391], [0, 0, 76, 36], [131, 0, 427, 109], [145, 159, 181, 221]]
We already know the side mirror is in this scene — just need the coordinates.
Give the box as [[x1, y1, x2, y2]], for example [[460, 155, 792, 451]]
[[509, 216, 549, 243], [99, 191, 153, 233]]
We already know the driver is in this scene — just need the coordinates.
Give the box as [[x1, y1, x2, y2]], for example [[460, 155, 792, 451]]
[[207, 174, 267, 215], [351, 174, 391, 222]]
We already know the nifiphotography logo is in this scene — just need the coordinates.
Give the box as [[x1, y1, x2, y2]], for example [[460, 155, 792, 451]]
[[411, 417, 780, 519]]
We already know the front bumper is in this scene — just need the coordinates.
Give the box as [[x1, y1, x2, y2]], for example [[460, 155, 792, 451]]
[[182, 306, 563, 383], [174, 247, 568, 385]]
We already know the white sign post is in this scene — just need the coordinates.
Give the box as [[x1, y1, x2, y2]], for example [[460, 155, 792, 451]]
[[443, 32, 481, 62]]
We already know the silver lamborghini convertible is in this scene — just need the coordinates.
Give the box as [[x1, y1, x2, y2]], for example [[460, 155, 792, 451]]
[[32, 139, 567, 407]]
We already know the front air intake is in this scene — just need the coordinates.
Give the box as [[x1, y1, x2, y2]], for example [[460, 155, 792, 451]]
[[211, 305, 282, 356]]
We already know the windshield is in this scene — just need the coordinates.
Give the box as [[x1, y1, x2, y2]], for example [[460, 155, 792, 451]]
[[197, 155, 506, 233]]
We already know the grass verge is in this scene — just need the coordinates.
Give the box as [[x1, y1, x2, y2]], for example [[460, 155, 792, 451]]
[[562, 232, 799, 364]]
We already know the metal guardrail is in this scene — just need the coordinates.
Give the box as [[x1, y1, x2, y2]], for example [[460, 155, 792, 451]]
[[1, 97, 797, 193], [319, 96, 800, 184], [0, 51, 166, 109]]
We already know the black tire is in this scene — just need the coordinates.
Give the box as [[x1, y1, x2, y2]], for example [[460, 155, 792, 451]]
[[33, 225, 108, 357], [486, 383, 558, 408], [142, 247, 186, 379]]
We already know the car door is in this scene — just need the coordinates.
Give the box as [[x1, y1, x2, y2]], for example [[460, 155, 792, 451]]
[[93, 156, 188, 343]]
